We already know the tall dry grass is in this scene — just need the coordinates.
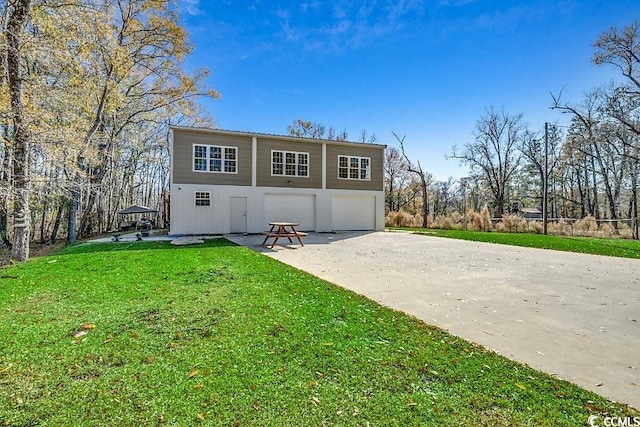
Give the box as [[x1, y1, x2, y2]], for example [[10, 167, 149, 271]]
[[466, 205, 492, 231], [495, 214, 528, 233], [386, 207, 634, 239], [385, 210, 422, 228]]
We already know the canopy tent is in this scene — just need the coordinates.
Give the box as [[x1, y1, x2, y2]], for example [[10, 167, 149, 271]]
[[117, 205, 158, 215], [116, 205, 159, 232]]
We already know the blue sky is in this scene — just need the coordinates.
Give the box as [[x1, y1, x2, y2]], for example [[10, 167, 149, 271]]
[[180, 1, 639, 180]]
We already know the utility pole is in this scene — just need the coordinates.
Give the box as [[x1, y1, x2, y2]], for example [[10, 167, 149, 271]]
[[460, 177, 468, 230], [543, 122, 549, 235]]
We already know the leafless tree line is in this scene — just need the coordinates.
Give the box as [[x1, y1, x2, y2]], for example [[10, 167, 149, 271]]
[[385, 21, 640, 238]]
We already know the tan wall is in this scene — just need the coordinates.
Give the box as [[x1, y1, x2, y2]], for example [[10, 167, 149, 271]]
[[256, 138, 322, 189], [326, 145, 384, 191], [172, 129, 252, 186]]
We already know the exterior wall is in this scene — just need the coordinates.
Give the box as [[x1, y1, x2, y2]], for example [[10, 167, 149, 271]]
[[172, 129, 252, 186], [255, 137, 322, 189], [169, 127, 386, 234], [325, 144, 384, 191], [169, 184, 384, 234]]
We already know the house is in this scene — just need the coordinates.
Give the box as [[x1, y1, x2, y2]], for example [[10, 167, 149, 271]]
[[169, 127, 386, 235], [521, 207, 543, 220]]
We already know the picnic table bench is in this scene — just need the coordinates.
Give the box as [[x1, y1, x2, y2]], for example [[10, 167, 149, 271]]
[[262, 222, 307, 248]]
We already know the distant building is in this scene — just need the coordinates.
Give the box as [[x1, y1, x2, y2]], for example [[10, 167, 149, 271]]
[[521, 207, 542, 220]]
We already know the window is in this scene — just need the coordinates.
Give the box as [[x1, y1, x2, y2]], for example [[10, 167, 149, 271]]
[[338, 155, 370, 181], [193, 144, 237, 173], [271, 150, 309, 177], [195, 192, 211, 206]]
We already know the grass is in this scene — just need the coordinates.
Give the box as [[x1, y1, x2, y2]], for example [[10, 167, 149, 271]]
[[389, 227, 640, 259], [0, 239, 637, 426]]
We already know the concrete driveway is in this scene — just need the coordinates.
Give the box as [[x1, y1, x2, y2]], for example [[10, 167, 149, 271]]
[[227, 231, 640, 409]]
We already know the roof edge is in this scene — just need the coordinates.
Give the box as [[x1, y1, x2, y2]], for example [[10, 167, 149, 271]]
[[169, 126, 387, 149]]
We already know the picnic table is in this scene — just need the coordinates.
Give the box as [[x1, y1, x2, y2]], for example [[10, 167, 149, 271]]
[[262, 222, 307, 248]]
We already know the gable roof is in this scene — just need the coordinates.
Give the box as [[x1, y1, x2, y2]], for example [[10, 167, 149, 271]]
[[118, 205, 158, 215]]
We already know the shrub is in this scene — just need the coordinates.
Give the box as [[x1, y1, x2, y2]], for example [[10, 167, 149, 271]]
[[386, 210, 413, 227], [449, 211, 463, 225], [529, 221, 543, 234], [467, 209, 481, 231], [432, 215, 453, 230], [618, 222, 633, 239], [466, 206, 492, 232], [385, 210, 424, 228], [599, 222, 615, 237], [548, 218, 570, 235], [575, 215, 598, 235], [411, 213, 423, 228], [496, 214, 528, 233], [479, 205, 492, 231]]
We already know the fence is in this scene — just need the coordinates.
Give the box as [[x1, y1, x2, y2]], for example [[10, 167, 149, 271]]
[[488, 217, 638, 238]]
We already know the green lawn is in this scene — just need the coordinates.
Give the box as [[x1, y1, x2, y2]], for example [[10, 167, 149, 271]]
[[0, 240, 636, 425], [389, 228, 640, 259]]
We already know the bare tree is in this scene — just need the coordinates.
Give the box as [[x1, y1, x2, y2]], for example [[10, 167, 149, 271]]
[[520, 124, 563, 214], [449, 108, 525, 216], [392, 131, 431, 227], [287, 119, 326, 139], [593, 22, 640, 97], [6, 0, 32, 260], [383, 147, 408, 212], [432, 178, 455, 217]]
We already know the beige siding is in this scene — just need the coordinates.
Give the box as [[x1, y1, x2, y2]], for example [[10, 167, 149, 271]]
[[172, 129, 252, 186], [326, 145, 384, 191], [256, 138, 322, 189]]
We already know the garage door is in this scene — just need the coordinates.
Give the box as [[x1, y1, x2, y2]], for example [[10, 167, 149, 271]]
[[264, 194, 316, 231], [332, 195, 376, 231]]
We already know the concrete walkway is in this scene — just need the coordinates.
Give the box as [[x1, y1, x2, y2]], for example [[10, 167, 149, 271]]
[[226, 231, 640, 409], [89, 232, 219, 245]]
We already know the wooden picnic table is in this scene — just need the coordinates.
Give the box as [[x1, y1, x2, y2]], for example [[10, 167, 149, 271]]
[[262, 222, 307, 248]]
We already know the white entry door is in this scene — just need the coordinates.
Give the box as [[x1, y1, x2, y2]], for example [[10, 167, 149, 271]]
[[230, 197, 247, 233]]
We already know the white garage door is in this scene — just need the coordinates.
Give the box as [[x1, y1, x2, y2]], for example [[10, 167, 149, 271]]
[[264, 194, 316, 231], [332, 195, 376, 231]]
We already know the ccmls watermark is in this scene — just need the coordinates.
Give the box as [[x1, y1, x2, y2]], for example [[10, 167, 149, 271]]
[[588, 415, 640, 427]]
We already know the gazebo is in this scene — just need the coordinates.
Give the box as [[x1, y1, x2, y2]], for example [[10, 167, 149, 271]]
[[117, 205, 158, 231]]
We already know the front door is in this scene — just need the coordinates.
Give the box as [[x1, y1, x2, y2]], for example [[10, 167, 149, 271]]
[[230, 197, 247, 233]]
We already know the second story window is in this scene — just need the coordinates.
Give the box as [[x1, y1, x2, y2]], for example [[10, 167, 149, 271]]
[[193, 144, 237, 173], [271, 150, 309, 177], [338, 155, 370, 180]]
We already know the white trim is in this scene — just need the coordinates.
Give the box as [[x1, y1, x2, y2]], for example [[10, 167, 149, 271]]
[[322, 143, 326, 190], [251, 136, 257, 187], [194, 191, 211, 207], [192, 143, 239, 174], [169, 128, 174, 187], [270, 149, 310, 178], [337, 155, 371, 181]]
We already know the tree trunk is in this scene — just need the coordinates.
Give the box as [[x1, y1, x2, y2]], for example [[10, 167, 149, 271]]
[[590, 156, 599, 218], [0, 134, 11, 248], [50, 200, 65, 244], [67, 187, 79, 244], [79, 189, 98, 237], [420, 175, 428, 228], [39, 200, 47, 243], [631, 158, 640, 240], [7, 0, 33, 261]]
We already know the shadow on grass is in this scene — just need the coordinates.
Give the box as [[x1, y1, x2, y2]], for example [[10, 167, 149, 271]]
[[53, 238, 237, 256]]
